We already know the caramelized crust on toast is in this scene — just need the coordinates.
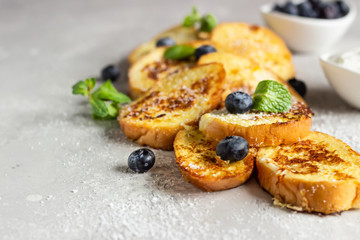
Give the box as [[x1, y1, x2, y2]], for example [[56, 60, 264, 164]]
[[257, 131, 360, 214], [119, 63, 225, 150], [199, 101, 313, 147], [198, 52, 284, 101], [128, 41, 215, 99], [128, 25, 200, 64], [174, 128, 256, 191], [210, 22, 295, 81], [129, 47, 192, 99]]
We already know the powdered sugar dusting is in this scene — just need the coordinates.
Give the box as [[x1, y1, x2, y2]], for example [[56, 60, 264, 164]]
[[1, 1, 360, 239]]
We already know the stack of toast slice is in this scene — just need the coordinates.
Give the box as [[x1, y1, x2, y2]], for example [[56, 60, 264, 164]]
[[129, 40, 213, 99], [119, 63, 225, 150], [121, 21, 360, 214]]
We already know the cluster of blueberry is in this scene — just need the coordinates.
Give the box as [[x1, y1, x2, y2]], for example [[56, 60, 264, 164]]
[[274, 0, 350, 19]]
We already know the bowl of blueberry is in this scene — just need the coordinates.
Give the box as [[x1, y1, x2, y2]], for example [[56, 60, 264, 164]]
[[260, 0, 357, 52]]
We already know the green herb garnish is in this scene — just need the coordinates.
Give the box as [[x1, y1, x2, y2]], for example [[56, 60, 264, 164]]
[[252, 80, 292, 113], [183, 6, 201, 27], [164, 45, 196, 60], [199, 14, 217, 32], [72, 78, 131, 119], [182, 6, 217, 32]]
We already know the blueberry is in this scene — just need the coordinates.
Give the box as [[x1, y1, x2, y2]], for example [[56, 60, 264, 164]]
[[298, 1, 318, 18], [156, 37, 176, 47], [335, 1, 350, 16], [282, 1, 299, 16], [273, 3, 284, 13], [216, 136, 249, 163], [319, 3, 340, 19], [225, 91, 253, 114], [128, 148, 155, 173], [288, 78, 307, 97], [308, 0, 322, 8], [101, 65, 121, 82], [194, 45, 217, 61]]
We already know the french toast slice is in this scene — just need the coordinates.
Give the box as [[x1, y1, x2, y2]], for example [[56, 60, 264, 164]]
[[128, 47, 192, 99], [128, 40, 214, 99], [197, 52, 283, 101], [256, 131, 360, 214], [174, 128, 257, 191], [210, 22, 295, 81], [128, 25, 200, 64], [199, 76, 313, 147], [199, 101, 313, 147], [119, 63, 225, 150]]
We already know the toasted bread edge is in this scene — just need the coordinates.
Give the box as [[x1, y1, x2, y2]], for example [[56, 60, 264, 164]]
[[199, 115, 312, 147], [174, 130, 256, 192], [256, 131, 360, 214]]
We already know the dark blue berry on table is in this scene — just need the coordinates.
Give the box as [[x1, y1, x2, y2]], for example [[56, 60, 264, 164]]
[[101, 65, 121, 82], [128, 148, 155, 173], [156, 37, 176, 47], [282, 1, 299, 16], [216, 136, 249, 163], [288, 78, 307, 97], [194, 45, 217, 61], [225, 91, 253, 114]]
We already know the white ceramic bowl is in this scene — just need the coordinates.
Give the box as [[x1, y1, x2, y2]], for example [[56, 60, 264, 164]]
[[320, 50, 360, 109], [260, 0, 357, 52]]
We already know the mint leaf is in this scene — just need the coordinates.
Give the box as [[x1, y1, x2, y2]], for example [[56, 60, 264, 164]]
[[92, 80, 131, 103], [252, 80, 292, 113], [73, 78, 131, 120], [89, 97, 108, 118], [107, 102, 119, 118], [72, 78, 96, 96], [199, 14, 217, 32], [72, 81, 89, 96], [85, 78, 96, 92], [164, 45, 196, 60], [183, 6, 200, 27]]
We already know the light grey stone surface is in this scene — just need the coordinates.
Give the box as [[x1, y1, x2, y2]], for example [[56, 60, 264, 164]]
[[1, 0, 360, 239]]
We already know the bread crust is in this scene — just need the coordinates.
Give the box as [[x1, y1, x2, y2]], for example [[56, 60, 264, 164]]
[[119, 63, 225, 150], [210, 22, 295, 81], [174, 129, 256, 191], [200, 114, 312, 147], [256, 131, 360, 214], [119, 119, 180, 150]]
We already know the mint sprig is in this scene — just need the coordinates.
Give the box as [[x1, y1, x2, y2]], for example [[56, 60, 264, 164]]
[[182, 6, 217, 33], [183, 6, 201, 27], [164, 45, 196, 60], [252, 80, 292, 113], [72, 78, 131, 119]]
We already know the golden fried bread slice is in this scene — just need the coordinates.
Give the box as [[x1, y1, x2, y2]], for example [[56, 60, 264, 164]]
[[128, 47, 191, 99], [128, 40, 215, 99], [197, 52, 283, 101], [128, 25, 200, 64], [256, 131, 360, 214], [119, 63, 225, 150], [199, 101, 313, 147], [174, 128, 256, 191], [210, 22, 295, 81]]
